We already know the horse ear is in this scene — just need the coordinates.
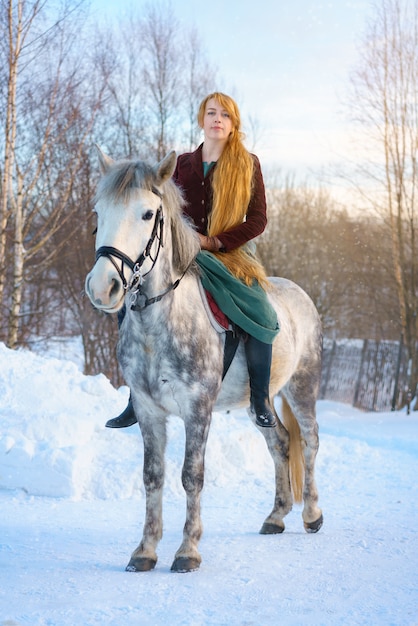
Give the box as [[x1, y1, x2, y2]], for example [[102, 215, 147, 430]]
[[155, 150, 177, 184], [95, 144, 114, 173]]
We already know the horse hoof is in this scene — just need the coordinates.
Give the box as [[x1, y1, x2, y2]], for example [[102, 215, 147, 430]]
[[125, 557, 157, 572], [259, 522, 285, 535], [170, 556, 201, 573], [304, 514, 323, 533]]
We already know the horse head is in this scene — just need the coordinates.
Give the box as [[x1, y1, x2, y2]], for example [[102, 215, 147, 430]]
[[85, 147, 177, 314]]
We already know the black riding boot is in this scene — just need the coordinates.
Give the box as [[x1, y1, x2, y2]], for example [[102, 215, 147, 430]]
[[244, 335, 277, 428], [105, 396, 137, 428]]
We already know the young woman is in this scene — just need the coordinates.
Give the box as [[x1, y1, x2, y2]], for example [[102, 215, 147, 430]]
[[106, 92, 279, 429]]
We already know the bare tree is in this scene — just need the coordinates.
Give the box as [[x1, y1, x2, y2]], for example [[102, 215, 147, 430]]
[[181, 27, 217, 151], [0, 0, 106, 348], [348, 0, 418, 405], [138, 2, 184, 160], [258, 181, 351, 334], [137, 2, 219, 159], [98, 16, 148, 157], [245, 114, 264, 153], [98, 3, 217, 161], [0, 0, 23, 326], [257, 175, 399, 341]]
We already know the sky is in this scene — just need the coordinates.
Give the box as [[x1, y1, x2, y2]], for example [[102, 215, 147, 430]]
[[0, 341, 417, 624], [89, 0, 374, 196]]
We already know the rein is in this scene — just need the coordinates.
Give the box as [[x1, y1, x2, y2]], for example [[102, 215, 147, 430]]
[[94, 186, 186, 311]]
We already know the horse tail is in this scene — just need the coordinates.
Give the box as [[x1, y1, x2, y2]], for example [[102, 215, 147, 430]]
[[281, 396, 304, 503]]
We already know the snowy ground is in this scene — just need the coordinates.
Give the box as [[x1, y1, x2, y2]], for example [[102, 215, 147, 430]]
[[0, 342, 417, 626]]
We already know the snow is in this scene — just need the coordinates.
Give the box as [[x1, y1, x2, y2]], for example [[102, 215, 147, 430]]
[[0, 342, 417, 625]]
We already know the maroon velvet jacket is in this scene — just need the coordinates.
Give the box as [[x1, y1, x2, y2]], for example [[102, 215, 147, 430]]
[[173, 144, 267, 252]]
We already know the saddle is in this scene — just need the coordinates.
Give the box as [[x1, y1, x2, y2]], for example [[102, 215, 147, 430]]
[[198, 282, 242, 380]]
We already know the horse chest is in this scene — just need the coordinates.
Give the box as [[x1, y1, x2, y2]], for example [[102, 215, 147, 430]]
[[118, 321, 222, 415]]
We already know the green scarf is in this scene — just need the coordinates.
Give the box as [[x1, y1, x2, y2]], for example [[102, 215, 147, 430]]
[[196, 251, 280, 344]]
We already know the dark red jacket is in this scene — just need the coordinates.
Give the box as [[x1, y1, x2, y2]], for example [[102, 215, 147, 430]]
[[173, 144, 267, 252]]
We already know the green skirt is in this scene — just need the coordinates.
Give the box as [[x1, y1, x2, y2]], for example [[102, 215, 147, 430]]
[[196, 251, 280, 344]]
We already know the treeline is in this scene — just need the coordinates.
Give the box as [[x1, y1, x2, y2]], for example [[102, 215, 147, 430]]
[[0, 0, 416, 404], [258, 180, 400, 342]]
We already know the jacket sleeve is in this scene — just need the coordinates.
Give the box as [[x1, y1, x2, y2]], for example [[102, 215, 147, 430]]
[[216, 155, 267, 252]]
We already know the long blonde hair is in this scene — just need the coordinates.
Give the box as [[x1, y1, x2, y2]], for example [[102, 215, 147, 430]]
[[198, 92, 267, 286]]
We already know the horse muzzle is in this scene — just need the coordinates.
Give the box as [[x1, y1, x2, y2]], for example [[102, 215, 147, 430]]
[[85, 262, 126, 313]]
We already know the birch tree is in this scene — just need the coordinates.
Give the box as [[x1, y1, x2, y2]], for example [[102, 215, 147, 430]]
[[348, 0, 418, 406], [0, 0, 106, 347], [0, 0, 23, 333]]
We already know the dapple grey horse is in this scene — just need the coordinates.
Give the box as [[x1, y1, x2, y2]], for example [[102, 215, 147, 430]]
[[85, 147, 323, 573]]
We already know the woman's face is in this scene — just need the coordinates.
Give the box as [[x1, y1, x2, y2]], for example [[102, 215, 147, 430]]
[[201, 98, 233, 142]]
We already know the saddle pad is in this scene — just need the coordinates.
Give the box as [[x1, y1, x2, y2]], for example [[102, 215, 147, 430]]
[[197, 281, 229, 332], [205, 291, 229, 330]]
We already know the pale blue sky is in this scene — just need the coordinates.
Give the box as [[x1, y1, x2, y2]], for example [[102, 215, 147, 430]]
[[89, 0, 373, 186]]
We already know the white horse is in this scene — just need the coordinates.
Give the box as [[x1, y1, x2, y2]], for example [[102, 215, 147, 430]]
[[85, 147, 323, 573]]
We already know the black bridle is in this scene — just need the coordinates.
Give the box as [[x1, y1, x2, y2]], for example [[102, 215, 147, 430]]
[[94, 186, 183, 311]]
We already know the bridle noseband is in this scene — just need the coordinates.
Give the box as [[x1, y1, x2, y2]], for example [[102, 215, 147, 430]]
[[94, 186, 183, 311]]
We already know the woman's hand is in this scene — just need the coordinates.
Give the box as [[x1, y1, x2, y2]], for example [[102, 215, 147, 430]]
[[198, 233, 222, 252]]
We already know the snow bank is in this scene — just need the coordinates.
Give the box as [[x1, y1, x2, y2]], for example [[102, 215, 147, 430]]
[[0, 343, 274, 500]]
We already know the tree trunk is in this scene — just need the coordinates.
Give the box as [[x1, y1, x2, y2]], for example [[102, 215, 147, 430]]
[[7, 172, 24, 348], [0, 0, 20, 322]]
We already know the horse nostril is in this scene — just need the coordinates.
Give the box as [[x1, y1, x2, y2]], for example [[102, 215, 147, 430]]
[[109, 277, 121, 300]]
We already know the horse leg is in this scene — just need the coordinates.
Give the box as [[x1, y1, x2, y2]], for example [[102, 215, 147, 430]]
[[282, 389, 323, 533], [126, 415, 167, 572], [300, 417, 323, 533], [255, 415, 294, 534], [171, 411, 211, 573]]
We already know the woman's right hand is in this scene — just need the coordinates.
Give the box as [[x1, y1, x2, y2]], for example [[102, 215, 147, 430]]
[[198, 233, 222, 252]]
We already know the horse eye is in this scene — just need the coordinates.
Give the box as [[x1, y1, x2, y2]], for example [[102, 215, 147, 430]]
[[143, 210, 154, 221], [91, 211, 98, 236]]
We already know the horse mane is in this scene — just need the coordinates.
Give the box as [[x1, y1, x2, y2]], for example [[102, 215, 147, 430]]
[[160, 177, 201, 275], [95, 158, 200, 275]]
